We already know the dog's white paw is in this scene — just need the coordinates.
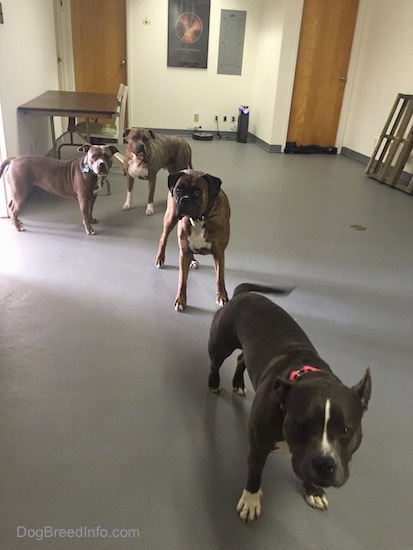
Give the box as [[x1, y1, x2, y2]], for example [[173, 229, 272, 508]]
[[174, 300, 186, 312], [15, 219, 25, 231], [145, 203, 154, 216], [236, 489, 263, 523], [190, 259, 200, 269], [306, 492, 329, 510], [232, 386, 247, 397], [122, 191, 132, 211]]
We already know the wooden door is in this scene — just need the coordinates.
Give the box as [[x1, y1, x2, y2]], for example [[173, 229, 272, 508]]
[[287, 0, 359, 147], [70, 0, 127, 120]]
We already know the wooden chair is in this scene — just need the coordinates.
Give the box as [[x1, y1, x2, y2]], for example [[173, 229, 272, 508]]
[[75, 83, 128, 145]]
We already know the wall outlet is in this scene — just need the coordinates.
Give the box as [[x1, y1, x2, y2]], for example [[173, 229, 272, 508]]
[[223, 116, 227, 122], [214, 115, 218, 122], [231, 116, 236, 123], [194, 113, 199, 123]]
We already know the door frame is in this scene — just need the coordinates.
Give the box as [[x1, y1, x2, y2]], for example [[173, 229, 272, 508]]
[[55, 0, 131, 124], [54, 0, 76, 92], [333, 0, 367, 152], [0, 98, 8, 217]]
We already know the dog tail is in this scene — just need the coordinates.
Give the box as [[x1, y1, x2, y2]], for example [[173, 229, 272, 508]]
[[233, 283, 295, 298], [0, 158, 13, 178]]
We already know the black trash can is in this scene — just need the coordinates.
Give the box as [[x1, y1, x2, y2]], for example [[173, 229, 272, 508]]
[[236, 106, 249, 143]]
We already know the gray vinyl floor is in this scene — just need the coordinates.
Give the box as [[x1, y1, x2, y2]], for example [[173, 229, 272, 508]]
[[1, 138, 412, 550]]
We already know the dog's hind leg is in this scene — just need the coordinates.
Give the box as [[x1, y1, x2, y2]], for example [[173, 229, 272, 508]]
[[8, 198, 25, 231], [208, 324, 237, 392], [232, 353, 247, 396], [8, 181, 33, 231]]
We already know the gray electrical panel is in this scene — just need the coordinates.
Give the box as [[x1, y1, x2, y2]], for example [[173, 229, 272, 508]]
[[217, 10, 246, 76]]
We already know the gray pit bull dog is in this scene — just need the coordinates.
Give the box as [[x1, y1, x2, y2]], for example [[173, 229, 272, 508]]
[[122, 128, 192, 215], [0, 144, 118, 235], [208, 283, 372, 522]]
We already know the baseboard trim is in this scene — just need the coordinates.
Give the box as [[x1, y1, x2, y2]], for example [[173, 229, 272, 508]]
[[149, 128, 283, 151], [341, 146, 412, 183], [248, 134, 282, 153], [341, 146, 369, 165]]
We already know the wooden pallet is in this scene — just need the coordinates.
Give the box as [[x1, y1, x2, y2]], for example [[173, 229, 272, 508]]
[[365, 94, 413, 194]]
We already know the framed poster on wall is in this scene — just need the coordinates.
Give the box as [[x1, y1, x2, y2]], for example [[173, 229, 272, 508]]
[[168, 0, 210, 68]]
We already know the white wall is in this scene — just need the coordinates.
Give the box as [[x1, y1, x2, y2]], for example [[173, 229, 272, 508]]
[[254, 0, 303, 146], [0, 0, 412, 166], [126, 0, 303, 147], [127, 0, 262, 135], [342, 0, 413, 166], [0, 0, 59, 158]]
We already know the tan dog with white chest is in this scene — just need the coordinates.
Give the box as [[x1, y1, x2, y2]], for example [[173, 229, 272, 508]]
[[155, 169, 230, 311], [122, 128, 192, 215]]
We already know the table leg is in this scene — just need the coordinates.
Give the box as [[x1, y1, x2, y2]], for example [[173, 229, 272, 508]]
[[49, 116, 57, 157]]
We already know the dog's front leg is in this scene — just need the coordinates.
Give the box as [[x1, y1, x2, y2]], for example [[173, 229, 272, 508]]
[[303, 481, 329, 511], [213, 249, 228, 307], [155, 199, 177, 268], [78, 195, 96, 235], [146, 175, 156, 216], [174, 250, 192, 311], [237, 450, 268, 523], [122, 174, 134, 211], [89, 193, 98, 224]]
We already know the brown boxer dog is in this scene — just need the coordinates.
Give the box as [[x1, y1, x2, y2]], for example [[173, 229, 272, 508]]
[[155, 169, 230, 311], [1, 144, 118, 235], [122, 128, 192, 215]]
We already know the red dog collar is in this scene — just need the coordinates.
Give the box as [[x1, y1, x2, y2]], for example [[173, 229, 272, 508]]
[[289, 365, 321, 381]]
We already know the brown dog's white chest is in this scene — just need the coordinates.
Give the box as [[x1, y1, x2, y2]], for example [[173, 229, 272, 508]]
[[187, 219, 211, 253]]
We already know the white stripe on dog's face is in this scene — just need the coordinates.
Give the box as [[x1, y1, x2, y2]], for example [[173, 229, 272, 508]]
[[321, 399, 332, 454]]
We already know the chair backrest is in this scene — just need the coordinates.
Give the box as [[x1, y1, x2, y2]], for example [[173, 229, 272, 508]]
[[114, 84, 128, 143]]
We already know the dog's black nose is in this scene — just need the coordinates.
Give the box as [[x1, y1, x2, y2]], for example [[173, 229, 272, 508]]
[[312, 456, 336, 482]]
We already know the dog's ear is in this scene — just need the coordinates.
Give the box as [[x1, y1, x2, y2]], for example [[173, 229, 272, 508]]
[[123, 128, 132, 138], [107, 146, 119, 156], [274, 377, 293, 411], [149, 130, 156, 139], [202, 174, 222, 200], [351, 367, 372, 413], [168, 172, 183, 194], [78, 144, 91, 153]]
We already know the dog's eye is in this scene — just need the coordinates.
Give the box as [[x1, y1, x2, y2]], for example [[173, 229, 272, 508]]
[[341, 426, 352, 439], [193, 188, 201, 197]]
